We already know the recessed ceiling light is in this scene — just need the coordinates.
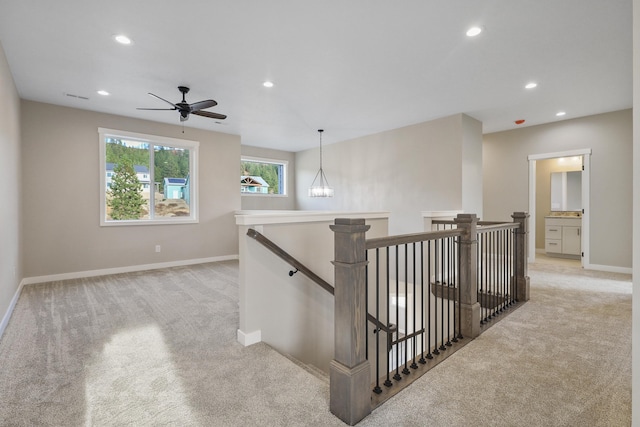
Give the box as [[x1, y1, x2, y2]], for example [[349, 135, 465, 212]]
[[525, 82, 537, 89], [556, 111, 566, 117], [466, 26, 482, 37], [97, 90, 110, 96], [263, 81, 274, 88], [114, 35, 132, 45]]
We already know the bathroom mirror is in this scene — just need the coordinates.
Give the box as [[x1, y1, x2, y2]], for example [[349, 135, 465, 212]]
[[550, 171, 582, 211]]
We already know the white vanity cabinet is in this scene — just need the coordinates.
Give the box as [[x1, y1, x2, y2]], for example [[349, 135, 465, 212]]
[[545, 217, 581, 258]]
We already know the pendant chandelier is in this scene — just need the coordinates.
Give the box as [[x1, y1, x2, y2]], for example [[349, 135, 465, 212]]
[[308, 129, 334, 197]]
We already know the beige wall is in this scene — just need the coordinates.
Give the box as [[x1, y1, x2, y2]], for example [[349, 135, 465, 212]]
[[0, 41, 22, 330], [484, 109, 632, 269], [295, 113, 483, 235], [21, 101, 241, 278], [240, 145, 296, 210], [462, 114, 484, 217], [534, 158, 582, 249], [238, 216, 389, 373], [632, 0, 639, 422]]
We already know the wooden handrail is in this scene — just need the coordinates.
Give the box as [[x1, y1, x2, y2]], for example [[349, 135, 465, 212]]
[[246, 228, 395, 335], [365, 228, 463, 250], [247, 228, 334, 295], [476, 222, 519, 234]]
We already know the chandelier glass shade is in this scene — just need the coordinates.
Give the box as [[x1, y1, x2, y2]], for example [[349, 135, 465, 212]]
[[308, 129, 334, 197]]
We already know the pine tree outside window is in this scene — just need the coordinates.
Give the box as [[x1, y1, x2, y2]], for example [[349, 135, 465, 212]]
[[99, 128, 199, 226], [241, 156, 287, 196]]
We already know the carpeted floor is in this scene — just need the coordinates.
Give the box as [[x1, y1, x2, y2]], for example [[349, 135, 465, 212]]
[[0, 259, 631, 426]]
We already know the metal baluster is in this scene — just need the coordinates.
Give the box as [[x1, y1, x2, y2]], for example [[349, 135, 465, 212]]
[[452, 234, 459, 343], [373, 249, 382, 394], [479, 233, 485, 324], [502, 229, 507, 311], [457, 232, 463, 339], [485, 232, 491, 322], [384, 247, 392, 387], [439, 238, 446, 352], [509, 228, 514, 304], [491, 232, 497, 319], [420, 241, 427, 364], [446, 236, 452, 347], [427, 240, 433, 359], [514, 228, 519, 303], [402, 244, 410, 375], [366, 250, 369, 357], [393, 245, 401, 381], [433, 239, 440, 356], [495, 230, 502, 317], [498, 230, 502, 312], [411, 242, 419, 369]]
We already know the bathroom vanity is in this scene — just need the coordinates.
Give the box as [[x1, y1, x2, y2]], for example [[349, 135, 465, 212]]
[[545, 216, 581, 258]]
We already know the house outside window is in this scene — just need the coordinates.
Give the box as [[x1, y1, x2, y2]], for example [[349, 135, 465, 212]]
[[240, 156, 287, 196], [99, 128, 199, 225]]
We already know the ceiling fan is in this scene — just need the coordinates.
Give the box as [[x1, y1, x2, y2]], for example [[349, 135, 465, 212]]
[[137, 86, 227, 122]]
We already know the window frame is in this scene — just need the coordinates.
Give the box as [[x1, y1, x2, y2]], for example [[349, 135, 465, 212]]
[[240, 155, 288, 197], [99, 128, 199, 226]]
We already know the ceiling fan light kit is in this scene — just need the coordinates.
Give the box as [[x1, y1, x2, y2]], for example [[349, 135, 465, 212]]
[[137, 86, 226, 122]]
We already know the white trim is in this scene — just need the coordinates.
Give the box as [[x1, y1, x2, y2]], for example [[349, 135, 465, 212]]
[[99, 128, 200, 226], [528, 148, 592, 161], [241, 155, 288, 196], [0, 280, 24, 339], [584, 263, 632, 275], [421, 210, 464, 218], [527, 149, 591, 267], [581, 154, 591, 269], [21, 255, 238, 285], [98, 128, 200, 149], [528, 159, 537, 264], [235, 210, 390, 226], [237, 329, 262, 346]]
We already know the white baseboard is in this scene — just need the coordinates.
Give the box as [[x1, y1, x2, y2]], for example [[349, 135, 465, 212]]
[[584, 263, 632, 275], [21, 254, 239, 285], [0, 280, 24, 339], [237, 329, 262, 346]]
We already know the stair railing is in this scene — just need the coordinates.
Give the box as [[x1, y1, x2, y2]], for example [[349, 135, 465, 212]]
[[245, 228, 396, 338], [245, 212, 529, 426], [330, 212, 530, 425]]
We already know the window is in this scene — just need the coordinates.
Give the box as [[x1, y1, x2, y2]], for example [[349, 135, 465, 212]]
[[241, 156, 287, 196], [99, 128, 199, 225]]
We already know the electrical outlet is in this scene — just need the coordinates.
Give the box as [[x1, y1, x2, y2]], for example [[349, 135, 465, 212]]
[[155, 245, 161, 253]]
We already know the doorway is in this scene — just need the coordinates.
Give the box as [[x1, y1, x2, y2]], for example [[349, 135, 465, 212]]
[[528, 149, 592, 267]]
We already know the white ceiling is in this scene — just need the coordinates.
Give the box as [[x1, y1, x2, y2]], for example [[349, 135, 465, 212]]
[[0, 1, 631, 152]]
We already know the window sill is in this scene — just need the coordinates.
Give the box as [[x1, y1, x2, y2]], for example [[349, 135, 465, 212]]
[[100, 218, 198, 227]]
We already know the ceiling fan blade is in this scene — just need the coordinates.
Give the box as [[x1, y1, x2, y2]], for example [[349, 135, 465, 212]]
[[148, 92, 178, 108], [137, 107, 177, 111], [192, 110, 227, 120], [189, 99, 217, 111]]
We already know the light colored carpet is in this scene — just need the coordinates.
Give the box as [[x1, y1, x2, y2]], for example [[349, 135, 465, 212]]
[[0, 259, 631, 426]]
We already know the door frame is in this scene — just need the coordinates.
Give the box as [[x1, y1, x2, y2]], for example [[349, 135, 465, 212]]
[[528, 148, 592, 267]]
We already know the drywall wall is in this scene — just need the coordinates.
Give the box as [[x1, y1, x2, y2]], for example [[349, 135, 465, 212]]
[[632, 0, 639, 422], [237, 214, 389, 373], [483, 109, 632, 269], [295, 114, 482, 235], [240, 145, 296, 210], [461, 114, 483, 217], [21, 101, 241, 278], [0, 41, 22, 333]]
